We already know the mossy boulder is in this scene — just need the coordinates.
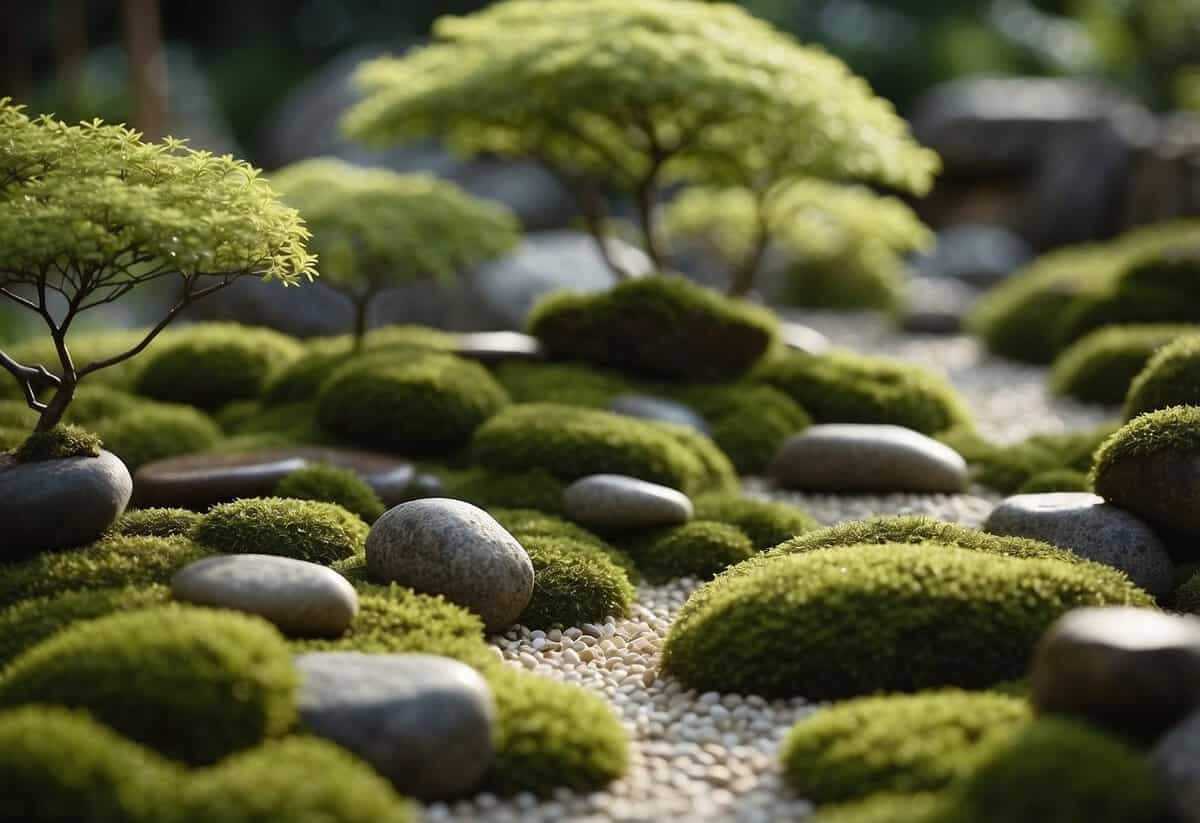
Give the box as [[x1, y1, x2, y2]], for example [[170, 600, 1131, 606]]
[[670, 382, 811, 474], [194, 497, 367, 564], [109, 507, 203, 538], [624, 521, 755, 583], [663, 543, 1152, 698], [441, 466, 567, 514], [493, 360, 632, 408], [274, 463, 386, 523], [692, 492, 818, 550], [1123, 333, 1200, 419], [92, 404, 222, 471], [10, 423, 102, 462], [528, 275, 778, 381], [489, 507, 637, 579], [518, 534, 634, 628], [812, 794, 946, 823], [0, 606, 298, 764], [1049, 325, 1198, 405], [940, 424, 1115, 494]]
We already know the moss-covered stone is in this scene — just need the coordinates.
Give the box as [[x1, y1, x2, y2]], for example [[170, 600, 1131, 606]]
[[442, 466, 567, 514], [274, 463, 386, 523], [662, 544, 1152, 698], [92, 404, 222, 471], [0, 606, 298, 764], [691, 492, 818, 551], [812, 794, 947, 823], [492, 360, 631, 408], [1049, 325, 1198, 405], [671, 382, 811, 474], [1174, 569, 1200, 614], [224, 400, 330, 445], [940, 424, 1115, 494], [1017, 469, 1091, 494], [109, 507, 203, 538], [488, 507, 637, 579], [10, 423, 102, 462], [1123, 333, 1200, 419], [195, 497, 367, 564], [518, 534, 634, 628], [624, 521, 755, 583], [528, 275, 779, 381]]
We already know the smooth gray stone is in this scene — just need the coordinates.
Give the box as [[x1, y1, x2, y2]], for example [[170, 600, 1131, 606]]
[[366, 499, 533, 633], [912, 223, 1034, 287], [984, 492, 1174, 598], [296, 652, 495, 799], [0, 450, 131, 554], [455, 331, 545, 364], [778, 322, 831, 355], [1153, 710, 1200, 823], [1031, 607, 1200, 741], [768, 424, 968, 493], [171, 554, 358, 637], [608, 394, 711, 435], [563, 474, 693, 530]]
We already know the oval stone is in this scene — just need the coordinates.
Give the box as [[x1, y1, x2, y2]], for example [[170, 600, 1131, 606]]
[[608, 394, 711, 435], [1153, 710, 1200, 823], [563, 474, 694, 530], [365, 498, 533, 633], [171, 554, 358, 637], [455, 331, 545, 364], [1094, 449, 1200, 543]]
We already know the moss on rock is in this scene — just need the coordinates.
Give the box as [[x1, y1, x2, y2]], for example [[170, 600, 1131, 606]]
[[519, 534, 634, 628], [624, 521, 755, 583], [489, 507, 637, 578], [1123, 333, 1200, 419], [671, 382, 812, 474], [1049, 324, 1198, 405], [195, 498, 367, 564], [92, 404, 222, 471], [692, 492, 818, 551], [1173, 569, 1200, 614], [812, 794, 947, 823], [10, 423, 102, 462], [442, 466, 567, 514], [493, 360, 630, 408], [274, 463, 386, 523], [940, 424, 1115, 494], [1017, 469, 1091, 494], [109, 507, 203, 538]]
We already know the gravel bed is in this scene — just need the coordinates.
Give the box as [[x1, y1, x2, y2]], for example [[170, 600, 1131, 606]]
[[430, 312, 1110, 822]]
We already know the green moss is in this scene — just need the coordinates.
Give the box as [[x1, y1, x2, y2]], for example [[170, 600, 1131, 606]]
[[528, 275, 779, 381], [0, 398, 37, 429], [195, 498, 367, 564], [692, 491, 818, 550], [275, 463, 386, 523], [671, 382, 812, 474], [10, 423, 102, 462], [1123, 333, 1200, 419], [782, 261, 901, 309], [134, 323, 303, 410], [493, 360, 630, 408], [518, 534, 634, 628], [226, 400, 330, 445], [0, 534, 212, 608], [471, 403, 736, 496], [780, 690, 1031, 804], [3, 328, 158, 392], [662, 544, 1152, 698], [63, 385, 142, 424], [624, 521, 755, 583], [940, 424, 1115, 494], [109, 507, 203, 538], [213, 399, 262, 432], [92, 404, 222, 471], [1091, 406, 1200, 482], [489, 507, 637, 579], [317, 351, 509, 454], [442, 466, 567, 514], [0, 606, 298, 764], [755, 349, 970, 435], [1017, 469, 1091, 494], [657, 419, 740, 494], [1173, 569, 1200, 613], [1049, 325, 1198, 405], [812, 793, 948, 823]]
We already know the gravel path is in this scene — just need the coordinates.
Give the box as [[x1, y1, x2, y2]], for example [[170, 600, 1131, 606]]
[[429, 312, 1113, 822]]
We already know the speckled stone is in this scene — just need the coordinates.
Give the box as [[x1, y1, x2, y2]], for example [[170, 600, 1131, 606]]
[[768, 424, 968, 493], [608, 395, 711, 435], [296, 652, 495, 799], [456, 331, 545, 363], [1153, 710, 1200, 823], [171, 554, 358, 637], [563, 474, 694, 530], [984, 492, 1174, 598], [365, 498, 533, 632]]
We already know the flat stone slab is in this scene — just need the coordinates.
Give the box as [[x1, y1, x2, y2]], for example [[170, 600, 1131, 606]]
[[296, 652, 495, 799], [984, 492, 1174, 598], [133, 447, 415, 510], [563, 474, 693, 530], [455, 331, 545, 364], [171, 554, 358, 637], [608, 394, 711, 435]]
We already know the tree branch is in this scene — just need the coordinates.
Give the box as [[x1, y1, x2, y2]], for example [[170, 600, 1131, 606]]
[[0, 349, 59, 412]]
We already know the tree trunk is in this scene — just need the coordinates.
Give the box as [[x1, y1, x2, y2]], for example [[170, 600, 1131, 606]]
[[728, 231, 769, 298], [635, 177, 667, 272], [36, 377, 76, 432], [352, 295, 371, 349], [121, 0, 167, 141]]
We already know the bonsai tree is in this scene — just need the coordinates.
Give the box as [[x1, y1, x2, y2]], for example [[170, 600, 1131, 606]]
[[271, 158, 520, 346], [0, 100, 315, 433], [344, 0, 938, 286]]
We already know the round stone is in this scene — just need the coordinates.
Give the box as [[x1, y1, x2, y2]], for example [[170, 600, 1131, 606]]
[[563, 474, 694, 530], [1031, 607, 1200, 741], [295, 652, 495, 799], [768, 424, 968, 493], [171, 554, 358, 637], [778, 321, 831, 354], [1153, 710, 1200, 823], [455, 331, 545, 364], [984, 492, 1174, 598], [0, 450, 131, 555], [1094, 449, 1200, 541], [608, 394, 711, 435], [365, 498, 533, 633]]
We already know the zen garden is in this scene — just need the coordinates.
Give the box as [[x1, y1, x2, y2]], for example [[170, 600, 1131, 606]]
[[7, 0, 1200, 821]]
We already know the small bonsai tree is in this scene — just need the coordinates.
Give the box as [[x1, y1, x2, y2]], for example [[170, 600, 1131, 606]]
[[344, 0, 938, 283], [271, 158, 520, 346], [0, 100, 315, 433]]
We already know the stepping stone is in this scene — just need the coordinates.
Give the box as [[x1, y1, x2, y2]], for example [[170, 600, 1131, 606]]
[[133, 447, 415, 510], [563, 474, 693, 531], [1031, 607, 1200, 740], [1153, 710, 1200, 823], [455, 331, 545, 363], [779, 321, 831, 354], [608, 394, 711, 435], [768, 424, 968, 493], [984, 492, 1174, 598], [366, 498, 533, 633], [296, 652, 495, 799], [171, 554, 358, 637]]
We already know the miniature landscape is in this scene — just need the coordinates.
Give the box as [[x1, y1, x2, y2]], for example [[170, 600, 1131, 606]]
[[4, 1, 1200, 822]]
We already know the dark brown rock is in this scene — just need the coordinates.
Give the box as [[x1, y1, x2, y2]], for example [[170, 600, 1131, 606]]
[[1093, 449, 1200, 542]]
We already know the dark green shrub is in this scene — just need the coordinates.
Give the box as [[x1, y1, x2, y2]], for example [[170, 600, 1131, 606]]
[[92, 404, 222, 471], [671, 382, 811, 474], [317, 351, 509, 454], [1123, 333, 1200, 419], [662, 544, 1152, 698], [0, 606, 299, 764], [519, 534, 634, 627], [195, 498, 367, 564], [625, 521, 755, 583], [692, 491, 818, 550], [780, 690, 1031, 803], [489, 507, 637, 578], [1017, 469, 1091, 494], [940, 424, 1115, 494], [134, 323, 303, 410], [442, 466, 567, 514], [755, 349, 970, 435], [275, 463, 386, 523], [528, 275, 779, 381], [10, 423, 102, 462], [1049, 325, 1198, 405], [110, 508, 203, 538]]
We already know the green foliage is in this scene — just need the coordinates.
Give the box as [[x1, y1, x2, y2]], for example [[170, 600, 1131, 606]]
[[624, 521, 755, 583], [1017, 469, 1091, 494], [134, 324, 304, 411], [223, 401, 329, 446], [1174, 569, 1200, 614], [63, 384, 142, 423], [780, 690, 1031, 804], [317, 350, 509, 454], [939, 424, 1115, 494], [109, 507, 203, 538], [692, 491, 818, 551], [489, 507, 637, 579], [529, 276, 779, 381], [471, 403, 736, 495], [756, 349, 971, 434], [441, 467, 567, 514], [1, 329, 155, 395], [662, 544, 1152, 698], [1091, 406, 1200, 481], [0, 606, 298, 764], [519, 534, 634, 628], [195, 498, 367, 564], [92, 404, 222, 471], [275, 463, 386, 523], [493, 360, 632, 409], [670, 382, 811, 474], [811, 794, 947, 823], [1123, 333, 1200, 419], [10, 423, 101, 462], [1049, 324, 1198, 405]]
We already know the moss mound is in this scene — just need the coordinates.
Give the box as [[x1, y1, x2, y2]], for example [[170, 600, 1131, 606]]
[[692, 492, 818, 551], [442, 466, 567, 514], [1123, 333, 1200, 419], [489, 507, 637, 578], [92, 404, 222, 471], [780, 690, 1031, 804], [1049, 324, 1198, 405], [0, 606, 298, 764], [195, 498, 367, 564], [671, 382, 812, 474], [1091, 406, 1200, 500], [109, 507, 203, 538], [275, 463, 386, 523], [755, 349, 970, 435], [10, 423, 102, 462], [63, 385, 143, 424], [1017, 469, 1091, 493], [519, 534, 634, 628], [812, 794, 947, 823], [940, 424, 1115, 494], [493, 360, 631, 408], [2, 328, 158, 394], [134, 323, 303, 410], [317, 351, 509, 455], [625, 521, 755, 583], [1173, 569, 1200, 613], [662, 544, 1152, 698], [471, 403, 736, 495], [528, 275, 778, 381], [224, 400, 330, 445]]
